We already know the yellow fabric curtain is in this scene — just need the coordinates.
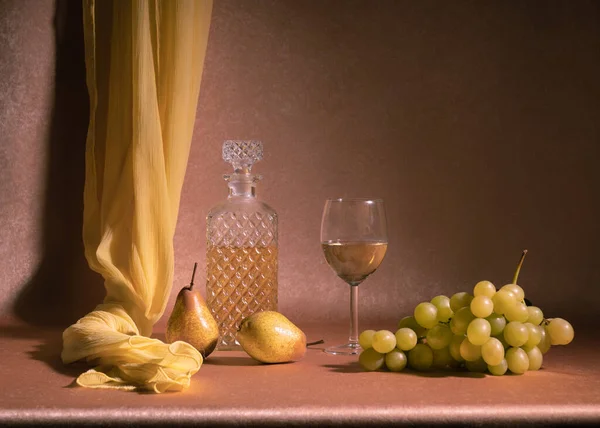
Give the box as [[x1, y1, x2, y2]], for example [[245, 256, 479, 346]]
[[61, 0, 213, 393]]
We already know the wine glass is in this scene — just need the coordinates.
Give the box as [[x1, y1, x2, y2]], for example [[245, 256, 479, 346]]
[[320, 198, 388, 355]]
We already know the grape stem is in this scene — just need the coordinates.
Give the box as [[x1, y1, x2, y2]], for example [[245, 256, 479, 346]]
[[512, 249, 528, 284]]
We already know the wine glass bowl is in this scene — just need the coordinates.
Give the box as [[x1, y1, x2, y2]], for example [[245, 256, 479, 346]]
[[321, 241, 387, 286], [321, 198, 388, 355]]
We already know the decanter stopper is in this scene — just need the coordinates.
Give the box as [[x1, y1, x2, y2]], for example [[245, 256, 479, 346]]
[[222, 140, 263, 173]]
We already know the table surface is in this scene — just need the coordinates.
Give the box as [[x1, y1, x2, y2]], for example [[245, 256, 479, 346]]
[[1, 319, 599, 426]]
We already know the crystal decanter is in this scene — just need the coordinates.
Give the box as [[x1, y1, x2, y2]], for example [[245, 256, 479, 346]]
[[205, 140, 278, 350]]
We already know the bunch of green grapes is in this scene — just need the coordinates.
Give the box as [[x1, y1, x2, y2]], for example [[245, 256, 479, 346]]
[[358, 251, 575, 375]]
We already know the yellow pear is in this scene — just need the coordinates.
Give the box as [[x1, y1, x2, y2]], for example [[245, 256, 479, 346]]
[[166, 263, 219, 358], [236, 311, 306, 364]]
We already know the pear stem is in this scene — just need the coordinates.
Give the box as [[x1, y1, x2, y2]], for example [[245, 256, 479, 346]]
[[189, 262, 198, 290], [512, 250, 528, 284]]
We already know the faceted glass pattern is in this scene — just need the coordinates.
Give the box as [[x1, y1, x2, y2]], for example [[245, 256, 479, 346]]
[[222, 140, 263, 170], [206, 211, 278, 349]]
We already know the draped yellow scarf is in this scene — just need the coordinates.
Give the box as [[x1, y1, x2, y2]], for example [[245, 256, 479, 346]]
[[61, 0, 213, 393]]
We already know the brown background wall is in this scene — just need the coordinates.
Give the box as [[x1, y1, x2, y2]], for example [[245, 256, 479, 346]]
[[1, 0, 599, 331]]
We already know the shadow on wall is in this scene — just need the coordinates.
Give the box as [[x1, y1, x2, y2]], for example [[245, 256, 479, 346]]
[[13, 0, 104, 327]]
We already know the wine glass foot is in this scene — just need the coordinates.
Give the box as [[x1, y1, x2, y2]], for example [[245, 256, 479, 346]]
[[324, 342, 362, 355]]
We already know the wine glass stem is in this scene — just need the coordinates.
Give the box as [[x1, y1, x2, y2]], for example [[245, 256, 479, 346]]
[[349, 284, 359, 344]]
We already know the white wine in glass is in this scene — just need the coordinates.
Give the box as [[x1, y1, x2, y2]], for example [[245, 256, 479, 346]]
[[321, 198, 388, 355]]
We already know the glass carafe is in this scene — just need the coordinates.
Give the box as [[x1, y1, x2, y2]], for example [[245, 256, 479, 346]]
[[206, 140, 278, 350]]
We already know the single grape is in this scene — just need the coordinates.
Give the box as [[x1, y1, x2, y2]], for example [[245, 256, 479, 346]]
[[414, 302, 438, 329], [506, 347, 529, 374], [526, 346, 543, 371], [538, 327, 551, 354], [450, 307, 475, 335], [408, 344, 433, 371], [431, 295, 454, 322], [449, 334, 465, 362], [385, 349, 408, 372], [473, 280, 496, 298], [426, 324, 453, 350], [432, 346, 454, 369], [488, 359, 508, 376], [547, 318, 575, 345], [504, 321, 529, 347], [431, 295, 450, 308], [481, 337, 505, 366], [450, 292, 474, 312], [500, 283, 525, 301], [467, 318, 491, 346], [397, 316, 427, 338], [371, 330, 397, 354], [359, 348, 385, 371], [459, 337, 482, 361], [504, 301, 528, 322], [470, 296, 494, 318], [358, 330, 376, 350], [492, 289, 517, 315], [523, 323, 542, 350], [526, 306, 544, 326], [395, 328, 418, 351], [504, 302, 529, 323], [465, 358, 488, 373], [486, 313, 507, 336]]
